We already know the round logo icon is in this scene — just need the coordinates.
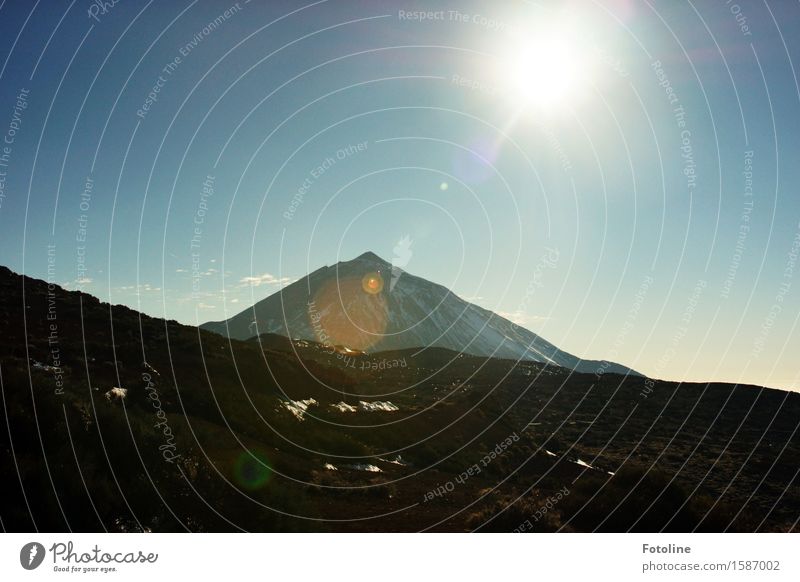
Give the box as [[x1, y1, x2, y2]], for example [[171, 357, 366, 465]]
[[20, 542, 46, 570]]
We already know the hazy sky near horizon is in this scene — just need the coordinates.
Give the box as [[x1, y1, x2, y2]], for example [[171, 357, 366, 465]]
[[1, 0, 799, 390]]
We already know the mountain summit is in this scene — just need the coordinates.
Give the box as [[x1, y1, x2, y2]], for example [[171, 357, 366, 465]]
[[352, 250, 387, 264], [201, 252, 636, 375]]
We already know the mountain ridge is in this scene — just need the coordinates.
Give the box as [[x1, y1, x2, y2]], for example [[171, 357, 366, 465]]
[[201, 252, 639, 376], [2, 262, 798, 532]]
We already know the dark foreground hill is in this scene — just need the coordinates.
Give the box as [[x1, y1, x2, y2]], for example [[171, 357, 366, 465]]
[[1, 264, 798, 532]]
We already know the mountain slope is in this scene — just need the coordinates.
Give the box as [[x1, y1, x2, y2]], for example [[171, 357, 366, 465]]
[[201, 252, 636, 375], [2, 264, 798, 532]]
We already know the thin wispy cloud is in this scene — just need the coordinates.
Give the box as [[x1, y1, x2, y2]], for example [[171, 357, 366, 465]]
[[239, 273, 293, 287], [496, 310, 552, 327]]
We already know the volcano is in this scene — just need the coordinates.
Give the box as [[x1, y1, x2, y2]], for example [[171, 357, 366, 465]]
[[201, 252, 636, 376]]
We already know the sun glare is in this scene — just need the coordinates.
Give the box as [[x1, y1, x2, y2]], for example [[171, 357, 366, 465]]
[[507, 38, 582, 107], [497, 19, 592, 113]]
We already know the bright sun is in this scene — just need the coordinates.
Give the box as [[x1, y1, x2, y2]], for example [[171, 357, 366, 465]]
[[497, 20, 591, 112], [506, 37, 583, 107]]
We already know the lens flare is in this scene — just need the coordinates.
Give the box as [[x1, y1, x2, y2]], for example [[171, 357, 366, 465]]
[[362, 272, 384, 294], [308, 275, 388, 351], [233, 450, 272, 491], [451, 137, 498, 186]]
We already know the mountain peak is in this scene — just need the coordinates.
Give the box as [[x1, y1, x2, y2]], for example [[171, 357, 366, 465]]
[[350, 251, 388, 264], [200, 253, 636, 376]]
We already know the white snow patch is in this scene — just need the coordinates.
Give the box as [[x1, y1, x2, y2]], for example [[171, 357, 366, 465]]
[[331, 401, 357, 413], [378, 455, 407, 466], [281, 398, 318, 421], [323, 463, 338, 471], [575, 458, 595, 470], [544, 450, 557, 457], [105, 387, 128, 402], [358, 400, 399, 412], [348, 463, 382, 473], [32, 360, 55, 372]]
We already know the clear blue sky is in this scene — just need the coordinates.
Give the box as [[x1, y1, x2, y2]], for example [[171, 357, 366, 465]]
[[1, 0, 799, 390]]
